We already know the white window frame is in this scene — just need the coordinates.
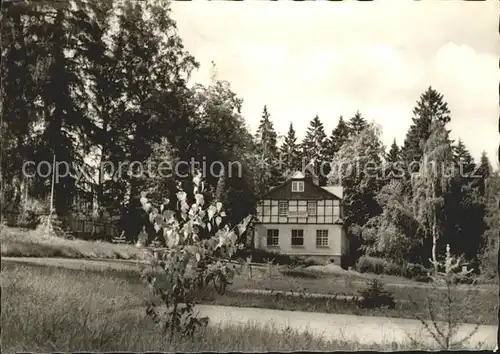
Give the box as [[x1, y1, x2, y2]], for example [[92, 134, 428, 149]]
[[307, 201, 317, 215], [333, 200, 340, 217], [291, 229, 304, 246], [291, 181, 304, 192], [316, 229, 329, 247], [278, 201, 289, 216], [267, 229, 279, 247]]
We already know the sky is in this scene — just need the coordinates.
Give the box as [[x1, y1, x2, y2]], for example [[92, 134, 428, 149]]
[[170, 0, 498, 163]]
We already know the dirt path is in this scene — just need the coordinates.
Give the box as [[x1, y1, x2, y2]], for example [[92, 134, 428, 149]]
[[137, 304, 496, 349]]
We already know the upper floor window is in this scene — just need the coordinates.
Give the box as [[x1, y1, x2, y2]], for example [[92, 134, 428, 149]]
[[333, 200, 340, 217], [292, 181, 304, 192], [307, 201, 317, 215], [278, 201, 288, 216]]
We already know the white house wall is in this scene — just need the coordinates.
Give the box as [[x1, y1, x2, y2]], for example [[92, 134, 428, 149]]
[[254, 223, 345, 257]]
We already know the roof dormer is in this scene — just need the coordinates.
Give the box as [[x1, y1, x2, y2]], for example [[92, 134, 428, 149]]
[[291, 180, 304, 192], [290, 171, 305, 192]]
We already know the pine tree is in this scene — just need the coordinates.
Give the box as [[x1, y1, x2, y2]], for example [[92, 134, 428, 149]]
[[384, 139, 403, 182], [254, 106, 282, 195], [402, 87, 451, 174], [301, 115, 328, 185], [479, 169, 500, 278], [386, 139, 401, 163], [453, 139, 475, 178], [475, 151, 492, 197], [348, 111, 368, 136], [255, 106, 278, 158], [280, 123, 301, 176], [326, 116, 350, 159], [444, 139, 486, 265], [1, 2, 42, 211]]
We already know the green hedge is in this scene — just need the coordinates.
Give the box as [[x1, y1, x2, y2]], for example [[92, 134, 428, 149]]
[[355, 256, 431, 282]]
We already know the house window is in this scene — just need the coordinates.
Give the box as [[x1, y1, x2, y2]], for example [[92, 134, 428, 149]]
[[267, 229, 279, 247], [316, 230, 329, 247], [291, 181, 304, 192], [291, 229, 304, 246], [307, 201, 317, 215], [278, 201, 288, 216], [333, 200, 340, 217]]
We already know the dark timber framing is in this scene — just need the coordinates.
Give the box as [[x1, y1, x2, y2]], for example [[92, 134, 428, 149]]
[[255, 199, 342, 225]]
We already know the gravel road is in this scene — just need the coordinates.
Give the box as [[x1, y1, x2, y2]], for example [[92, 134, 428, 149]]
[[194, 304, 496, 349]]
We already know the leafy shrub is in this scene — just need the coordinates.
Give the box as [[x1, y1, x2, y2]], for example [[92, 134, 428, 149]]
[[280, 269, 319, 279], [383, 260, 401, 276], [356, 256, 409, 277], [403, 263, 431, 282], [233, 248, 296, 265], [17, 209, 40, 229], [14, 198, 48, 229], [303, 257, 323, 267], [140, 171, 252, 338], [355, 256, 386, 274], [408, 244, 481, 349], [357, 279, 396, 309]]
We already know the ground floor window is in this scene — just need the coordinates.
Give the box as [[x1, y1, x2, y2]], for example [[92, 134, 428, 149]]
[[291, 229, 304, 246], [316, 229, 329, 247], [267, 229, 279, 246]]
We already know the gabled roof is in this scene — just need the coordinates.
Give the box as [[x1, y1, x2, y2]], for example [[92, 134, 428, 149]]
[[260, 171, 342, 200], [290, 171, 305, 179], [321, 186, 343, 199]]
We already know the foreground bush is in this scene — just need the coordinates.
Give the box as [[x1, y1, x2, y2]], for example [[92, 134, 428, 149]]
[[403, 263, 431, 282], [408, 245, 485, 350], [358, 279, 396, 309], [355, 256, 401, 276], [138, 171, 253, 336], [233, 248, 297, 265], [355, 256, 433, 281]]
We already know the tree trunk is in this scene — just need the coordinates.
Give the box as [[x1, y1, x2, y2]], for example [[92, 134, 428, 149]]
[[96, 121, 108, 212], [432, 215, 438, 275], [215, 171, 225, 201], [497, 225, 499, 351], [49, 154, 56, 215], [430, 178, 439, 275]]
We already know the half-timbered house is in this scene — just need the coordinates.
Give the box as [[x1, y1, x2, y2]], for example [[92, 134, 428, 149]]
[[253, 171, 348, 268]]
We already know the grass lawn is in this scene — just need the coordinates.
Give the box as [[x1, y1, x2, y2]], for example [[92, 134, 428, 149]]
[[2, 227, 497, 327], [206, 264, 497, 325], [229, 264, 497, 324], [0, 226, 144, 260], [1, 261, 446, 353], [4, 257, 497, 327]]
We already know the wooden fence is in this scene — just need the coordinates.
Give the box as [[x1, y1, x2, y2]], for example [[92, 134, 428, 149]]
[[1, 211, 120, 239]]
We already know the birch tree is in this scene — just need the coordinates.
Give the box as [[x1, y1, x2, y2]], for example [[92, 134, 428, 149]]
[[411, 121, 453, 273]]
